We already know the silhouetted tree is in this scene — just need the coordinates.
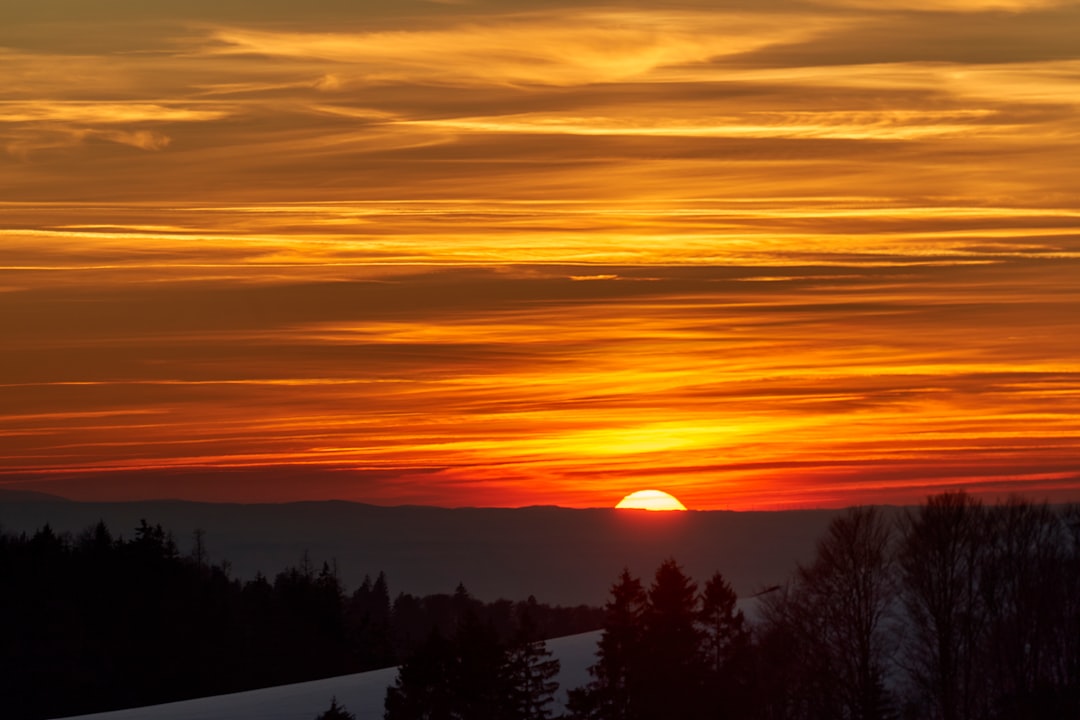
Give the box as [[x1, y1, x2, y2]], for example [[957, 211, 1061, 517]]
[[979, 497, 1078, 718], [639, 559, 709, 720], [191, 527, 208, 572], [507, 607, 561, 720], [810, 506, 897, 719], [384, 614, 520, 720], [0, 518, 601, 720], [1062, 505, 1080, 694], [898, 492, 986, 720], [385, 628, 457, 720], [273, 559, 349, 682], [349, 570, 395, 668], [567, 568, 647, 719], [757, 583, 824, 720], [699, 570, 752, 717], [700, 572, 745, 675], [756, 508, 898, 720], [316, 696, 356, 720], [453, 613, 517, 720], [569, 561, 713, 719], [131, 518, 179, 561]]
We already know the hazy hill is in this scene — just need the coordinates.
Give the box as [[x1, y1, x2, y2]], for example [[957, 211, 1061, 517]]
[[0, 498, 845, 605], [0, 489, 69, 503]]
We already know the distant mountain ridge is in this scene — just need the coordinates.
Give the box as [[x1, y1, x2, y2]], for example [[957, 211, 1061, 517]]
[[0, 488, 69, 503], [0, 497, 848, 605]]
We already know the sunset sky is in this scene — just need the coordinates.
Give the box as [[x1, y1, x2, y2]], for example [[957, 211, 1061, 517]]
[[2, 0, 1079, 509]]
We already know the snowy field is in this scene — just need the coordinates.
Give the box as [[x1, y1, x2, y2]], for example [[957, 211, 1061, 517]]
[[55, 631, 602, 720]]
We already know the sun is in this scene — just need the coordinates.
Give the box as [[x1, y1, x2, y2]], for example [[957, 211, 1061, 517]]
[[615, 489, 688, 511]]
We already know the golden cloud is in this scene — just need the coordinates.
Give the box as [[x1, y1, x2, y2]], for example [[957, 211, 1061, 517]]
[[204, 11, 839, 87], [0, 102, 231, 124], [395, 108, 1006, 141], [3, 1, 1080, 507], [808, 0, 1068, 11]]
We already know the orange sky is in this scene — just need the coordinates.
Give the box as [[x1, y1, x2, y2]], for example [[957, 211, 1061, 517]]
[[2, 0, 1079, 509]]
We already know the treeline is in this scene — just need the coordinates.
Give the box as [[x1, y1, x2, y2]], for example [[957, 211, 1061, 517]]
[[563, 561, 752, 720], [384, 608, 562, 720], [378, 557, 753, 720], [0, 519, 603, 720], [558, 493, 1080, 720], [757, 494, 1080, 720], [380, 493, 1080, 720]]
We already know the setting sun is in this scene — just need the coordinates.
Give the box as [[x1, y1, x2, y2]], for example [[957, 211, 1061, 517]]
[[615, 490, 688, 512]]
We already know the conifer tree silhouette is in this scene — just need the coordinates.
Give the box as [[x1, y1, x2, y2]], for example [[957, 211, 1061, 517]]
[[315, 696, 356, 720], [567, 568, 647, 719], [507, 607, 561, 719]]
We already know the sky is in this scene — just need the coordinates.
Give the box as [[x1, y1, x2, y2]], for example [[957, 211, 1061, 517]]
[[2, 0, 1079, 509]]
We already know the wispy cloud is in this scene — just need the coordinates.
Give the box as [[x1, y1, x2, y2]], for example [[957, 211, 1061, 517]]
[[806, 0, 1069, 12], [2, 1, 1079, 507], [0, 102, 231, 124], [204, 11, 834, 87]]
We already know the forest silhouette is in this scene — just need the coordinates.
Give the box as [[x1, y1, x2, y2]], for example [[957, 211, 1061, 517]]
[[3, 492, 1079, 719], [380, 494, 1080, 720], [0, 520, 599, 720]]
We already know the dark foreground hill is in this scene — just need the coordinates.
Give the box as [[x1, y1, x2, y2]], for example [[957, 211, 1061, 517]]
[[0, 496, 844, 604]]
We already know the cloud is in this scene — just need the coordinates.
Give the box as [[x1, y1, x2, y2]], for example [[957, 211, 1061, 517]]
[[96, 129, 172, 150], [0, 102, 230, 124], [806, 0, 1068, 11], [395, 108, 1006, 141], [3, 1, 1080, 507], [4, 127, 172, 157], [0, 100, 229, 157], [203, 11, 837, 87], [3, 255, 1080, 507]]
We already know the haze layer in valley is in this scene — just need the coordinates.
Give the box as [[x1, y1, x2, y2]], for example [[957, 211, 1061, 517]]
[[0, 494, 842, 604]]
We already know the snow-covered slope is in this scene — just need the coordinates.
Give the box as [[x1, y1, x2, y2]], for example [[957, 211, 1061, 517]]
[[54, 631, 602, 720]]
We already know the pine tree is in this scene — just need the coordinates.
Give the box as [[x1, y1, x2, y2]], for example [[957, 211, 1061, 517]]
[[699, 572, 746, 675], [372, 571, 392, 624], [385, 614, 520, 720], [699, 571, 752, 717], [384, 628, 456, 720], [640, 559, 709, 720], [567, 568, 647, 720], [507, 609, 561, 720], [452, 614, 515, 720], [316, 696, 356, 720]]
